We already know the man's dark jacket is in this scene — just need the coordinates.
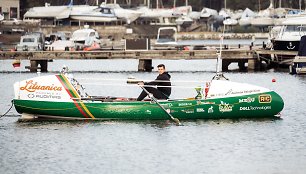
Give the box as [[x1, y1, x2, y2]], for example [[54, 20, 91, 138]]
[[145, 72, 171, 97]]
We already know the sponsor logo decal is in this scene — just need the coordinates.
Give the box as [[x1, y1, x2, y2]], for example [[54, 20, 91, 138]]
[[219, 103, 233, 113], [178, 103, 193, 106], [196, 108, 205, 113], [26, 91, 62, 99], [240, 106, 271, 111], [239, 97, 255, 103], [27, 94, 35, 98], [201, 101, 215, 105], [218, 101, 233, 113], [259, 94, 272, 103], [145, 110, 152, 114], [211, 89, 261, 97], [208, 106, 214, 113], [181, 109, 194, 114], [20, 80, 62, 92]]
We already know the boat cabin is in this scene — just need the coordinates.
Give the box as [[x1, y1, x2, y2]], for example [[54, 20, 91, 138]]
[[70, 26, 100, 49]]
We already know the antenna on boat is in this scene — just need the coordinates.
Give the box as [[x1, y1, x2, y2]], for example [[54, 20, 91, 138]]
[[212, 24, 229, 80]]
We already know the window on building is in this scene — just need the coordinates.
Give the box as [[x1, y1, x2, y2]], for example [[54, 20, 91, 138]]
[[10, 7, 18, 18]]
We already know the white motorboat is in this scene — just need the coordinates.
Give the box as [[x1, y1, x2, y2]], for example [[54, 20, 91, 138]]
[[70, 25, 101, 49], [223, 18, 238, 26], [251, 16, 275, 27], [153, 27, 178, 50], [24, 3, 72, 19], [101, 3, 142, 24], [70, 6, 117, 22], [271, 16, 306, 52], [175, 16, 193, 26], [200, 7, 218, 18]]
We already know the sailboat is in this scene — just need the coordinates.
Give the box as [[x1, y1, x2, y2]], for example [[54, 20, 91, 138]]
[[220, 0, 238, 26], [239, 8, 256, 26], [136, 0, 192, 25], [251, 0, 275, 27]]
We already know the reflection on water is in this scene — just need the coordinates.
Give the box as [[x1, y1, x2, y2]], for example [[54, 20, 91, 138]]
[[1, 60, 306, 174]]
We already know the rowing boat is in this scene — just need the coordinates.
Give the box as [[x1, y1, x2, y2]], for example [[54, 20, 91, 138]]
[[13, 70, 284, 121]]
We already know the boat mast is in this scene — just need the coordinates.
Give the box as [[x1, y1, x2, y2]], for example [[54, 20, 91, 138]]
[[147, 0, 150, 8]]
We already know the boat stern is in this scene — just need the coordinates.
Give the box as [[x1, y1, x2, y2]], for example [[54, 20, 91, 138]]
[[13, 74, 79, 114]]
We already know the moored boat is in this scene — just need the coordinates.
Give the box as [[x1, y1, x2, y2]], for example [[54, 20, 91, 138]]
[[289, 56, 306, 74], [13, 69, 284, 121]]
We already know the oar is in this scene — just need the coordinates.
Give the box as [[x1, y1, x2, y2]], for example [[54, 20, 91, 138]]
[[139, 85, 181, 126]]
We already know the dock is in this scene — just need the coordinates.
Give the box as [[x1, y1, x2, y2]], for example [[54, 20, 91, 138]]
[[0, 49, 297, 72]]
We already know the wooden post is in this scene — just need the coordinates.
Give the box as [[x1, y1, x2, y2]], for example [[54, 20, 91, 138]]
[[39, 60, 48, 72], [222, 59, 231, 71], [138, 59, 153, 72], [248, 59, 256, 71], [248, 53, 260, 71], [28, 60, 48, 72], [30, 60, 38, 72], [238, 60, 247, 71]]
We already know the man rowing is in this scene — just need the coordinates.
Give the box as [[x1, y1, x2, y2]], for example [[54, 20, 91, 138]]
[[137, 64, 171, 101]]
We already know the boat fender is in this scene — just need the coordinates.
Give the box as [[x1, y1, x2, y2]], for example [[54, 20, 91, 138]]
[[204, 82, 210, 98]]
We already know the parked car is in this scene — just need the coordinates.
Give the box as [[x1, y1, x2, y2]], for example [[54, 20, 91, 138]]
[[16, 32, 45, 51], [1, 18, 22, 25]]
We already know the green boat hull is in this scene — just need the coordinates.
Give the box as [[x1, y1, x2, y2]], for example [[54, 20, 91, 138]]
[[14, 91, 284, 120]]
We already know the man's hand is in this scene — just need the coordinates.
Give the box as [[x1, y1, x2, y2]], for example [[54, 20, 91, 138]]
[[138, 81, 144, 86]]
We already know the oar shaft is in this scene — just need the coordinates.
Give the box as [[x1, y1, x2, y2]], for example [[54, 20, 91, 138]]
[[140, 86, 181, 125]]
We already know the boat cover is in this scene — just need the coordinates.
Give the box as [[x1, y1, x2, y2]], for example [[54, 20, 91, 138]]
[[298, 35, 306, 56]]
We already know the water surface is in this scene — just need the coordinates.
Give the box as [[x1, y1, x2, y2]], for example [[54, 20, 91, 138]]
[[1, 59, 306, 174]]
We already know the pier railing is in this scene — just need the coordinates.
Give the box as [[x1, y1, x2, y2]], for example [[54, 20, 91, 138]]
[[0, 49, 297, 72], [0, 49, 253, 60]]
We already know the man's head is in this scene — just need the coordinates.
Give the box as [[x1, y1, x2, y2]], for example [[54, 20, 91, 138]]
[[157, 64, 166, 75]]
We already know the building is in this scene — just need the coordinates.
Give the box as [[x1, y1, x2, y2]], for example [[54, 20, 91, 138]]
[[0, 0, 20, 19]]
